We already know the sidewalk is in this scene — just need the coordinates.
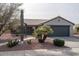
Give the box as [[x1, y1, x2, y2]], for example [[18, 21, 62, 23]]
[[0, 48, 79, 56]]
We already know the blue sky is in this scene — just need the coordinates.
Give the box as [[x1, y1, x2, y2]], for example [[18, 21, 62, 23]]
[[22, 3, 79, 24]]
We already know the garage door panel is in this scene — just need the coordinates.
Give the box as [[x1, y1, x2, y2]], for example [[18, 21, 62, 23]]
[[49, 26, 69, 36]]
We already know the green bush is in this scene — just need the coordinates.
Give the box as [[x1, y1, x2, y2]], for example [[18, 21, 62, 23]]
[[33, 25, 53, 43], [53, 39, 65, 47], [27, 40, 31, 44], [7, 39, 19, 48]]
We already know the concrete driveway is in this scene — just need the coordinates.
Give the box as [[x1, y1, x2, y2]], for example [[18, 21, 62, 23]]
[[0, 36, 79, 56], [48, 37, 79, 48]]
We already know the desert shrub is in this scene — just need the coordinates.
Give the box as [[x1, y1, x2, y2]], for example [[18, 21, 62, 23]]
[[53, 39, 65, 47], [7, 39, 19, 48], [27, 40, 31, 44], [33, 25, 53, 43]]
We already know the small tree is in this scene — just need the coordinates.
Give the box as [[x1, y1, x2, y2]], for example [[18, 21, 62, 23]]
[[0, 3, 22, 36], [33, 25, 53, 43]]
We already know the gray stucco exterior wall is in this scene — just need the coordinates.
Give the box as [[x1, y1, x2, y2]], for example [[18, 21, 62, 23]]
[[43, 17, 74, 36]]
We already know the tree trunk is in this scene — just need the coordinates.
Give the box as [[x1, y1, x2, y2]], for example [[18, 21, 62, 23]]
[[42, 34, 47, 42], [38, 39, 44, 43], [38, 34, 47, 43]]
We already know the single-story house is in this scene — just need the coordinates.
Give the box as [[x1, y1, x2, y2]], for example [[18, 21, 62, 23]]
[[24, 16, 75, 37]]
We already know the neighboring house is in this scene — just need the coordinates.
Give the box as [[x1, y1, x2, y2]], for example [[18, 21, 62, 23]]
[[24, 16, 75, 36], [73, 24, 79, 34]]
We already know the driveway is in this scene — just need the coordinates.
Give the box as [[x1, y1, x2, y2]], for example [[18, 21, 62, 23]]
[[48, 37, 79, 48], [0, 36, 79, 56]]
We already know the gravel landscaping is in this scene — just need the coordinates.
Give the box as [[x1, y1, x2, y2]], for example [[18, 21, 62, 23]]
[[0, 38, 69, 51], [0, 34, 79, 56]]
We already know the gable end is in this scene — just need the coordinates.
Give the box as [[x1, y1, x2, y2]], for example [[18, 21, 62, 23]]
[[39, 16, 75, 25]]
